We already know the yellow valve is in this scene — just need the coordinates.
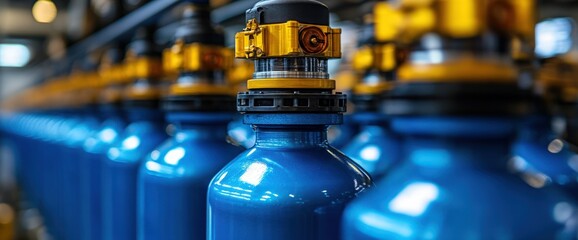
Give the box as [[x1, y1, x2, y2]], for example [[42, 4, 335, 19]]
[[398, 58, 518, 82], [164, 43, 235, 96], [125, 57, 163, 80], [334, 69, 357, 93], [228, 59, 254, 86], [352, 43, 397, 72], [164, 40, 234, 73], [235, 19, 341, 59], [509, 0, 536, 40], [438, 0, 483, 38], [376, 0, 536, 44], [374, 2, 404, 42], [99, 62, 129, 86]]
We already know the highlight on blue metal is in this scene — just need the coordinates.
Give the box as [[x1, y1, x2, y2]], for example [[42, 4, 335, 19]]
[[512, 115, 578, 199], [228, 116, 256, 149], [342, 117, 578, 239]]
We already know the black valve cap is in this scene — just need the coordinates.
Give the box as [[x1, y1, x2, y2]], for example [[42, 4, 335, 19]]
[[246, 0, 329, 25]]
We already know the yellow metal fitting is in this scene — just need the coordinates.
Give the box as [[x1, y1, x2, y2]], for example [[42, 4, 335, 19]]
[[374, 2, 434, 43], [126, 57, 163, 79], [333, 69, 357, 92], [353, 82, 394, 95], [438, 0, 483, 38], [163, 40, 234, 73], [99, 63, 129, 85], [376, 0, 536, 43], [352, 43, 397, 72], [398, 58, 518, 82], [169, 83, 234, 96], [228, 59, 254, 85], [235, 19, 341, 59], [247, 78, 335, 90]]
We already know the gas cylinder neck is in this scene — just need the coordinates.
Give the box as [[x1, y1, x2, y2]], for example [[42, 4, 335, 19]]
[[254, 125, 328, 147]]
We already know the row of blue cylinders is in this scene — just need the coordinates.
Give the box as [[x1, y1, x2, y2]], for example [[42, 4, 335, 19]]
[[2, 104, 578, 239]]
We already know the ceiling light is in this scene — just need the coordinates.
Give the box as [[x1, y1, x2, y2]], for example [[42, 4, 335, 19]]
[[32, 0, 58, 23]]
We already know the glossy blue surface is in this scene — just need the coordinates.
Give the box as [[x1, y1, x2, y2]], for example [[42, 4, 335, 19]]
[[81, 108, 126, 240], [138, 113, 242, 240], [207, 124, 373, 240], [512, 116, 578, 199], [343, 113, 401, 180], [343, 117, 578, 239], [102, 109, 167, 240]]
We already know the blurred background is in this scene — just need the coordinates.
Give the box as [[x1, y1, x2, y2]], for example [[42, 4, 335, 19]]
[[1, 0, 578, 239], [1, 0, 578, 97]]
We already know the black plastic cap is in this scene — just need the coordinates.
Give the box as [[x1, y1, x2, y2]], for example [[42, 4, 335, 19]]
[[173, 4, 225, 46], [246, 0, 329, 25], [163, 95, 236, 112], [128, 27, 161, 57], [383, 82, 533, 117]]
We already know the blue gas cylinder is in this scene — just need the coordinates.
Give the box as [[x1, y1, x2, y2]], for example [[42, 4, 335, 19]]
[[136, 5, 243, 240], [208, 119, 373, 240], [81, 104, 127, 240], [342, 1, 578, 239], [207, 1, 373, 239], [343, 117, 578, 239], [102, 27, 168, 240], [57, 108, 96, 240], [103, 107, 166, 240]]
